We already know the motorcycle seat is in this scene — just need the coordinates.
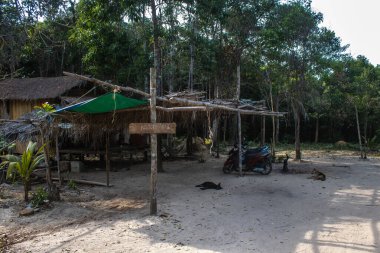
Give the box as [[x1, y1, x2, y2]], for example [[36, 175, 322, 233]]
[[246, 147, 265, 154]]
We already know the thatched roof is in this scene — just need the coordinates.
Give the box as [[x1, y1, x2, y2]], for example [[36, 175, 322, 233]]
[[0, 76, 85, 100]]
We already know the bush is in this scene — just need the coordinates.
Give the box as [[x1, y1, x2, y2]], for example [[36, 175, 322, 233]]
[[30, 187, 48, 208], [68, 180, 77, 190]]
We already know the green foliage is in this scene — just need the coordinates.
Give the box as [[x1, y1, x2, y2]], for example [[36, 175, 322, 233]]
[[34, 102, 56, 113], [0, 141, 45, 202], [68, 179, 77, 190], [30, 187, 48, 208], [366, 136, 378, 151], [0, 137, 15, 155]]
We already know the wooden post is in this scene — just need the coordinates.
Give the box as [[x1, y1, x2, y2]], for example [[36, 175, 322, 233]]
[[106, 133, 110, 187], [236, 65, 243, 176], [55, 135, 62, 186], [261, 116, 266, 146], [237, 112, 242, 176], [150, 68, 158, 215]]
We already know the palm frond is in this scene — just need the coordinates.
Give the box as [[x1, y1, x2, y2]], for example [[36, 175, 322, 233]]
[[6, 162, 19, 179]]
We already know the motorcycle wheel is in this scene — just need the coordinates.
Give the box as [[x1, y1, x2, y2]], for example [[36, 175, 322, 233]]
[[261, 158, 272, 175], [223, 163, 234, 174]]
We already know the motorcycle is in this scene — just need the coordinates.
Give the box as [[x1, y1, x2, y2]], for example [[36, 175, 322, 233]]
[[223, 144, 272, 175]]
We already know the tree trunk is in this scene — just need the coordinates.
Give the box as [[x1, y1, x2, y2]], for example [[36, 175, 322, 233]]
[[275, 97, 280, 144], [355, 105, 364, 159], [150, 68, 158, 215], [150, 0, 162, 96], [364, 111, 368, 141], [188, 43, 194, 91], [223, 116, 227, 144], [187, 3, 196, 92], [167, 3, 176, 93], [295, 113, 301, 160], [150, 0, 164, 171], [168, 44, 175, 93], [212, 116, 219, 157], [267, 72, 275, 156], [363, 111, 368, 159], [314, 115, 319, 143]]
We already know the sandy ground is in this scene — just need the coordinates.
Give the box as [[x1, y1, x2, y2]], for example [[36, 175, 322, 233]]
[[1, 150, 380, 253]]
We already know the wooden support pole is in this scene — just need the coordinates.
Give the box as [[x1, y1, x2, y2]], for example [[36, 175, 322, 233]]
[[55, 135, 62, 186], [237, 111, 242, 176], [106, 133, 110, 187], [236, 65, 243, 177], [150, 68, 158, 215], [261, 116, 266, 146]]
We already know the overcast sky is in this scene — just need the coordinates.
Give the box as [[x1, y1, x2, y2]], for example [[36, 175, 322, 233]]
[[311, 0, 380, 65]]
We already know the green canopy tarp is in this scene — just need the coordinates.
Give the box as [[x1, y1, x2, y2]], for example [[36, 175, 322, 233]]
[[56, 93, 148, 114]]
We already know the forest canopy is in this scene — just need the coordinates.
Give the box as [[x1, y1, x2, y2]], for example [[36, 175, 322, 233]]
[[1, 0, 380, 158]]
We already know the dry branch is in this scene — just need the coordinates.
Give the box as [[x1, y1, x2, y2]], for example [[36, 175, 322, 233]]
[[62, 71, 286, 117]]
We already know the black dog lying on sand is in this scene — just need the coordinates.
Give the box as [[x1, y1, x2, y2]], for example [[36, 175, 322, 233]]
[[195, 182, 222, 190]]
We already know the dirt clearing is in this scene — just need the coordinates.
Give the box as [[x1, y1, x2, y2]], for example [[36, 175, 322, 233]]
[[1, 151, 380, 253]]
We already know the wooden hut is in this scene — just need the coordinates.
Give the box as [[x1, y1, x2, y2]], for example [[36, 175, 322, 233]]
[[0, 76, 97, 120]]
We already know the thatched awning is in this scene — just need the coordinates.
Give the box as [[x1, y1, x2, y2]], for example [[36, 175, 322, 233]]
[[0, 76, 85, 101]]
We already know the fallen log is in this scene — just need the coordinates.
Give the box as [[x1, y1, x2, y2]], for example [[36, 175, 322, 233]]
[[52, 178, 113, 187]]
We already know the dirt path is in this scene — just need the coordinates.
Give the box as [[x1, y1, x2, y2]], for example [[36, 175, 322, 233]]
[[1, 152, 380, 253]]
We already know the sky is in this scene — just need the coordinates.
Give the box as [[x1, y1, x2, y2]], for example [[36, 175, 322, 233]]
[[311, 0, 380, 66]]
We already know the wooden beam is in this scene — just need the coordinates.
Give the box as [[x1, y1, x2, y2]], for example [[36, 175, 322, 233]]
[[156, 106, 211, 112], [150, 68, 158, 215], [52, 178, 112, 187]]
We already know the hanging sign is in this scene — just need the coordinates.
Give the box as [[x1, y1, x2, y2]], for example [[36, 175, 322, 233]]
[[129, 123, 176, 134]]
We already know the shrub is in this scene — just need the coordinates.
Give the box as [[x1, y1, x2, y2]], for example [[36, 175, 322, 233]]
[[68, 180, 77, 190], [31, 187, 48, 208]]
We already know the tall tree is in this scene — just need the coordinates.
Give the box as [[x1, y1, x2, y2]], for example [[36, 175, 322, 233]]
[[263, 0, 345, 159]]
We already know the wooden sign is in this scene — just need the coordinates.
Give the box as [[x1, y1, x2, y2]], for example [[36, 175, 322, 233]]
[[129, 123, 176, 134]]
